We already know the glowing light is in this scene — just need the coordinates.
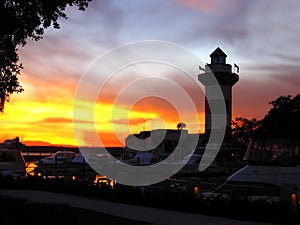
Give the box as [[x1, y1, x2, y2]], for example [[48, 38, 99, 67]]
[[194, 186, 200, 198], [25, 161, 37, 176], [292, 193, 297, 206], [93, 174, 115, 188]]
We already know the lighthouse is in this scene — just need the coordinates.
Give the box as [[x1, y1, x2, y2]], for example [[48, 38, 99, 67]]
[[198, 47, 239, 137]]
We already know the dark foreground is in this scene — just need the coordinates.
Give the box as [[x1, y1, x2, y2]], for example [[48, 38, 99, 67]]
[[0, 176, 299, 225], [0, 194, 150, 225]]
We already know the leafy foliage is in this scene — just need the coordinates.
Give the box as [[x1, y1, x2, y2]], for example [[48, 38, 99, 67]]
[[231, 117, 260, 145], [261, 94, 300, 132], [231, 94, 300, 146], [176, 122, 186, 130], [0, 0, 92, 112]]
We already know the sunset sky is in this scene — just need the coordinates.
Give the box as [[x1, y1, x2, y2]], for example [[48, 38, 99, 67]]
[[1, 0, 300, 147]]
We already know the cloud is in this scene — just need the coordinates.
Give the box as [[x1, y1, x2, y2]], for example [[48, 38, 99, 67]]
[[77, 130, 124, 147], [18, 0, 125, 100], [0, 135, 15, 143], [233, 73, 300, 120], [110, 118, 153, 126], [42, 117, 72, 123], [4, 0, 300, 147], [232, 0, 300, 61], [173, 0, 229, 13]]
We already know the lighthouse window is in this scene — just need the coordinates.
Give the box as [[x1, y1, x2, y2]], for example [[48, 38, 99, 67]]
[[212, 57, 218, 64], [212, 56, 226, 64], [219, 56, 225, 64]]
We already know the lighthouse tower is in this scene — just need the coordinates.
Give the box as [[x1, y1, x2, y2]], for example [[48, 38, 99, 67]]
[[198, 47, 239, 137]]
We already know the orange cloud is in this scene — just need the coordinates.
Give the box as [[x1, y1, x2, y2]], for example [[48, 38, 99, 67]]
[[42, 117, 73, 123], [1, 80, 204, 147], [72, 95, 204, 147], [1, 59, 205, 148], [1, 68, 205, 147], [173, 0, 227, 13], [0, 71, 77, 146]]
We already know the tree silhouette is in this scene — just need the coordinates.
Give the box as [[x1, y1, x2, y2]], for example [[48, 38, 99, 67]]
[[231, 94, 300, 146], [176, 122, 186, 130], [231, 117, 260, 146], [0, 0, 92, 112], [260, 94, 300, 133]]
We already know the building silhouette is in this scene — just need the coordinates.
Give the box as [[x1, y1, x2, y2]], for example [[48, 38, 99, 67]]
[[125, 47, 240, 159], [198, 47, 239, 138]]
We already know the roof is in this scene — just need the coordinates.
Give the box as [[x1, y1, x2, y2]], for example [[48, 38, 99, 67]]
[[210, 47, 227, 57]]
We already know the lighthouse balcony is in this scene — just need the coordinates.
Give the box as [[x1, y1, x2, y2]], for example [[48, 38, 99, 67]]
[[205, 64, 232, 73]]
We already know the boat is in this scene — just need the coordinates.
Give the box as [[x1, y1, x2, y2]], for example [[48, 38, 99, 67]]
[[35, 150, 76, 166], [0, 149, 26, 178], [202, 132, 300, 210], [125, 151, 153, 166], [0, 138, 26, 177]]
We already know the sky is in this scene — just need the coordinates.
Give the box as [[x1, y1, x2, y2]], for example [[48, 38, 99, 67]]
[[1, 0, 300, 147]]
